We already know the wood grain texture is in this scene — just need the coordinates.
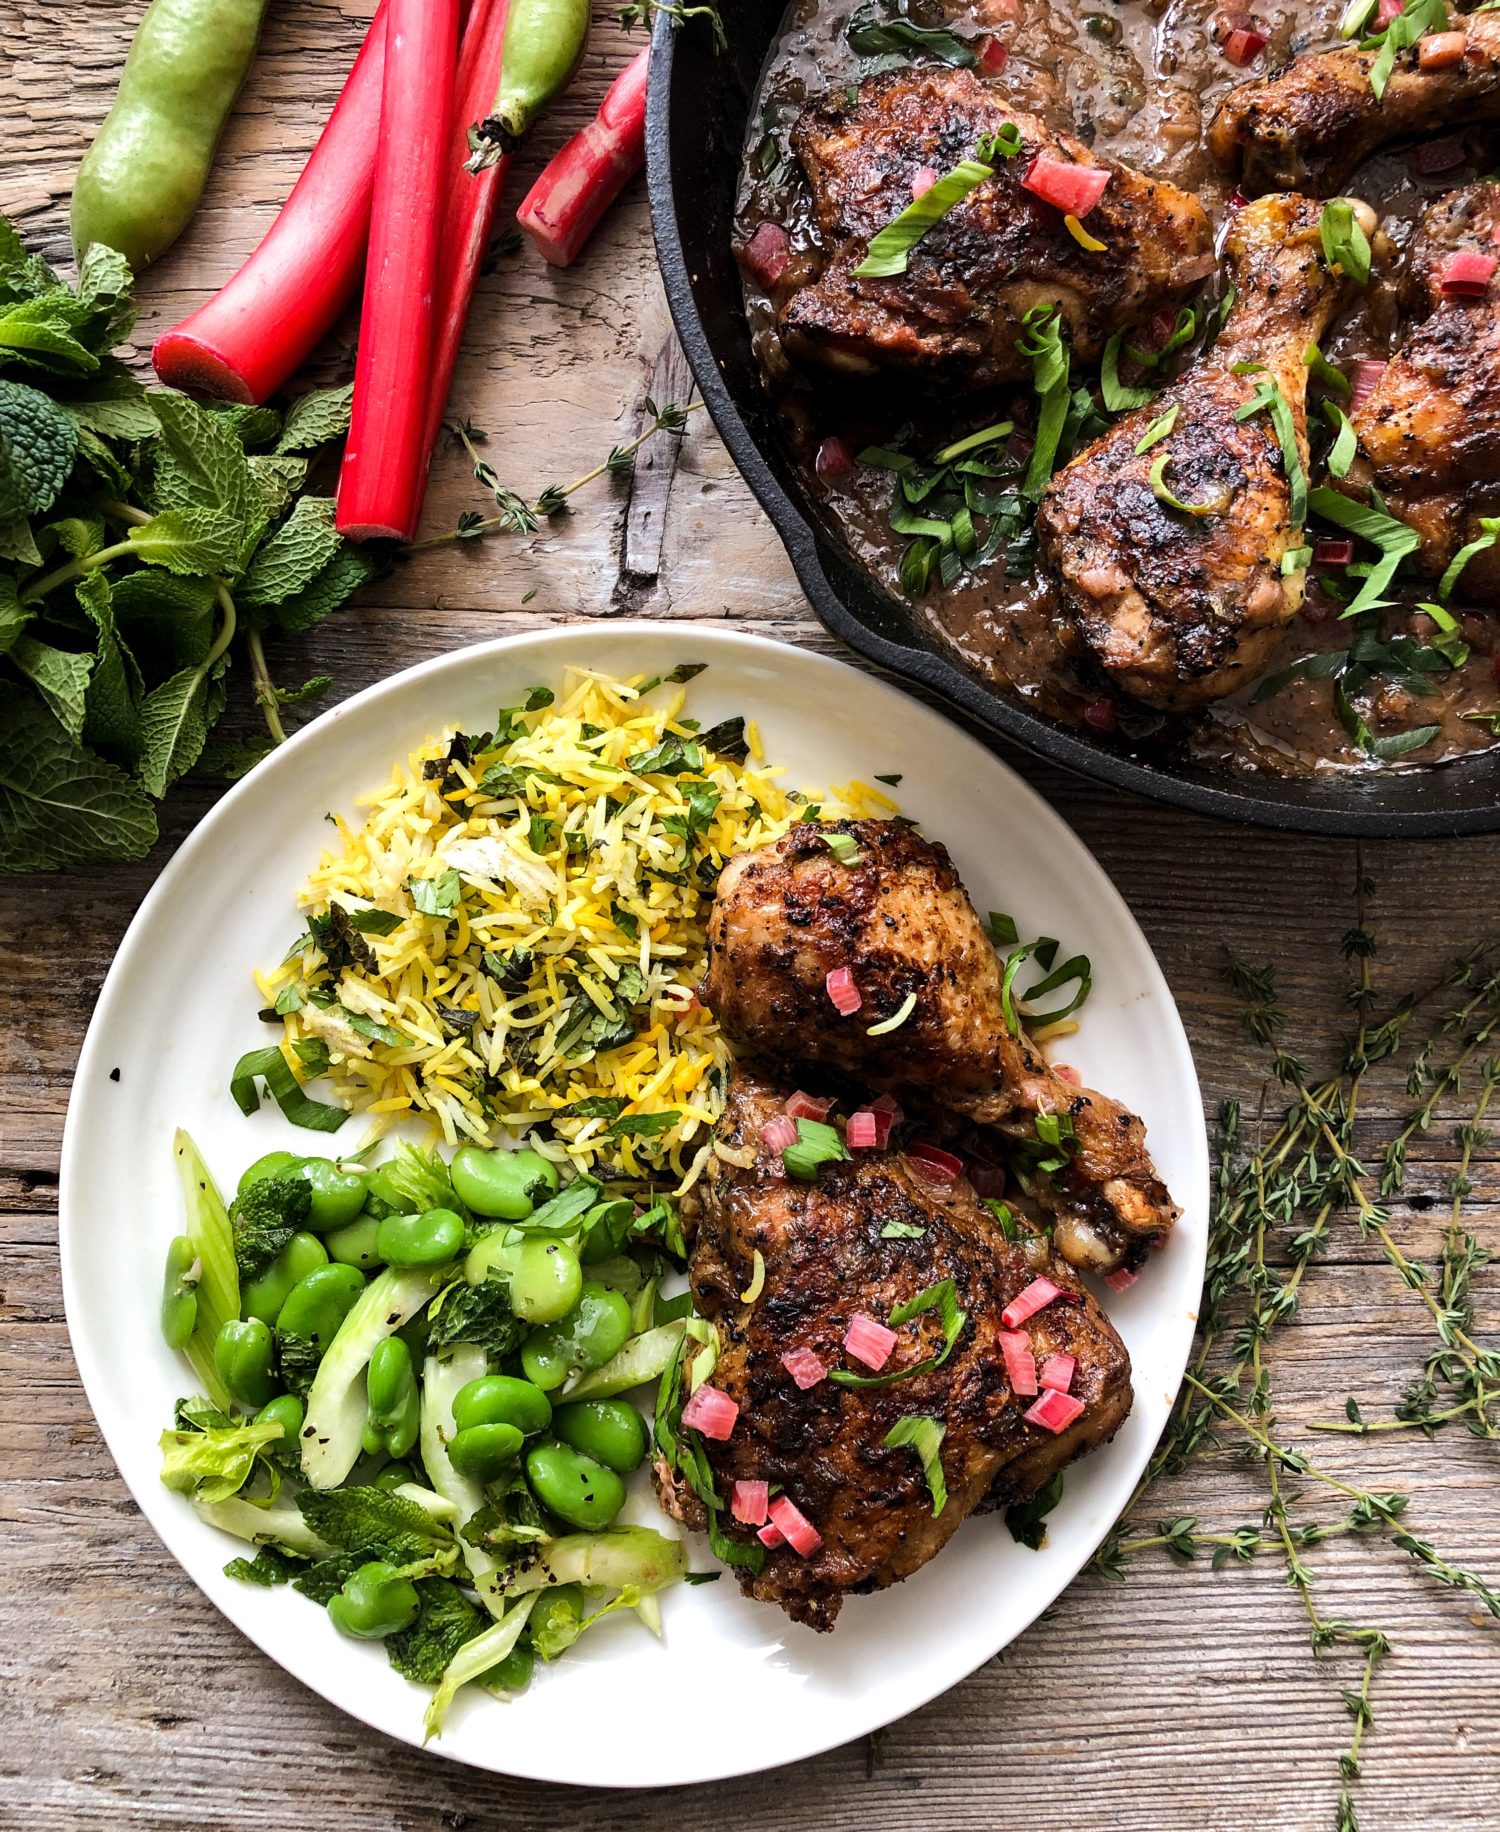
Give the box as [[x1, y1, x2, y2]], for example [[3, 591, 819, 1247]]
[[2, 5, 1498, 1828]]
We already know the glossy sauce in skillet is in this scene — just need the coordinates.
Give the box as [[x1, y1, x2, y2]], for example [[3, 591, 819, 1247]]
[[736, 0, 1500, 776]]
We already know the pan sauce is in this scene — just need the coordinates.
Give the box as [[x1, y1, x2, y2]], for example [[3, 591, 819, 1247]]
[[736, 0, 1500, 776]]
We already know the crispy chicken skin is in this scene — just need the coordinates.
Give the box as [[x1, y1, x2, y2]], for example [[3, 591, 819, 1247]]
[[700, 819, 1177, 1274], [1037, 194, 1365, 708], [661, 1064, 1133, 1630], [781, 68, 1213, 385], [1351, 185, 1500, 601], [1210, 13, 1500, 197]]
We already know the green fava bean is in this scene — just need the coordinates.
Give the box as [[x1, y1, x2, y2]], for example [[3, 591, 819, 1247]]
[[324, 1215, 385, 1271], [238, 1150, 303, 1194], [212, 1317, 277, 1409], [528, 1583, 585, 1661], [553, 1398, 648, 1474], [276, 1262, 366, 1349], [525, 1439, 626, 1530], [326, 1561, 420, 1640], [448, 1421, 526, 1482], [299, 1156, 367, 1231], [254, 1392, 304, 1453], [362, 1337, 420, 1459], [71, 0, 270, 270], [372, 1459, 417, 1491], [482, 1640, 535, 1692], [368, 1162, 418, 1213], [376, 1207, 464, 1269], [241, 1232, 328, 1325], [452, 1374, 552, 1437], [509, 1236, 582, 1324], [519, 1282, 631, 1391], [450, 1145, 559, 1220], [160, 1233, 199, 1351]]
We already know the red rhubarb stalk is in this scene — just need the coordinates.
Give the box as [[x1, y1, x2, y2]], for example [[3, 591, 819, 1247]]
[[422, 0, 514, 460], [152, 5, 390, 404], [337, 0, 461, 542], [516, 46, 650, 268]]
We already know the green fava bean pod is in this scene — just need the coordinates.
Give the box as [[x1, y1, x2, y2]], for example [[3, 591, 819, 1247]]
[[241, 1232, 328, 1325], [326, 1561, 420, 1640], [324, 1215, 385, 1272], [276, 1262, 366, 1350], [508, 1236, 582, 1324], [447, 1421, 526, 1482], [489, 0, 591, 144], [71, 0, 270, 269], [519, 1282, 632, 1391], [449, 1144, 559, 1220], [298, 1156, 368, 1231], [362, 1336, 420, 1459], [212, 1317, 277, 1409], [452, 1374, 552, 1437], [376, 1207, 464, 1269], [525, 1439, 626, 1531], [552, 1398, 648, 1474], [160, 1233, 200, 1351]]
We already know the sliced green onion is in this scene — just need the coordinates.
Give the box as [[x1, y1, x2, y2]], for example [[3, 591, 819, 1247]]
[[1303, 341, 1352, 399], [867, 990, 918, 1036], [229, 1045, 347, 1132], [1318, 201, 1371, 286], [1134, 403, 1180, 455], [855, 157, 996, 279], [1437, 517, 1500, 602], [1323, 401, 1358, 479], [1307, 486, 1420, 618], [1234, 376, 1307, 530], [1281, 546, 1312, 575], [932, 421, 1015, 465], [976, 123, 1023, 162], [1018, 305, 1071, 501], [823, 830, 862, 865], [884, 1414, 948, 1516], [1149, 450, 1229, 518], [1100, 329, 1153, 412]]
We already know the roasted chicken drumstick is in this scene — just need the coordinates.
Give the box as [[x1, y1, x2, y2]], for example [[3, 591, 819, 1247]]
[[780, 67, 1213, 385], [1351, 184, 1500, 603], [1210, 12, 1500, 196], [1036, 194, 1367, 707], [701, 819, 1177, 1274], [660, 1063, 1134, 1630]]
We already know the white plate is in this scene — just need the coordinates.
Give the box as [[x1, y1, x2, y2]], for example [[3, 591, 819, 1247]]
[[60, 622, 1208, 1788]]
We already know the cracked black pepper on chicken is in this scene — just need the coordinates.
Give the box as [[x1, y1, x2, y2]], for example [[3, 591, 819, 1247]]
[[737, 0, 1500, 775]]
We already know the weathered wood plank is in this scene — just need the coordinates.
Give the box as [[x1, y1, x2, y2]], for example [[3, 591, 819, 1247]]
[[3, 3, 1499, 1827]]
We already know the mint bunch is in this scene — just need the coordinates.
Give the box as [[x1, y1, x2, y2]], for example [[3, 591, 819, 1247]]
[[0, 213, 373, 871]]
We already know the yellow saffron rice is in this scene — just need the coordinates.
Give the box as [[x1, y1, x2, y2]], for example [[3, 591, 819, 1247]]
[[254, 664, 892, 1192]]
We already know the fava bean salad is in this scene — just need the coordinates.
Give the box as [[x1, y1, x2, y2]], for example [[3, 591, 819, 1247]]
[[159, 1129, 713, 1735]]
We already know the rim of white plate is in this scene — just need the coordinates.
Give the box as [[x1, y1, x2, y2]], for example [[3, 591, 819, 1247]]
[[59, 621, 1209, 1787]]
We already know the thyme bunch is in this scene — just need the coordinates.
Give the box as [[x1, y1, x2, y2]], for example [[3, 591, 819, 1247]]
[[1096, 865, 1500, 1829]]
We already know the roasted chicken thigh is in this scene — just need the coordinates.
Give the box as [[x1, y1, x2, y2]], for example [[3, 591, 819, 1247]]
[[1210, 13, 1500, 196], [1036, 194, 1366, 706], [780, 67, 1213, 385], [701, 819, 1177, 1274], [662, 1064, 1134, 1630]]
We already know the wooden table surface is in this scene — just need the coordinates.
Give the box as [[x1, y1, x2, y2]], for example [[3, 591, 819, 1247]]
[[3, 6, 1498, 1828]]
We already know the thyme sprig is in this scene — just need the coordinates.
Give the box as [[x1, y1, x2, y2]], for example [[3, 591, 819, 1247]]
[[1097, 868, 1500, 1829], [407, 401, 702, 554]]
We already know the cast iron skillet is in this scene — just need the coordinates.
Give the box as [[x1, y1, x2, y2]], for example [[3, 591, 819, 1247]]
[[645, 8, 1500, 836]]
